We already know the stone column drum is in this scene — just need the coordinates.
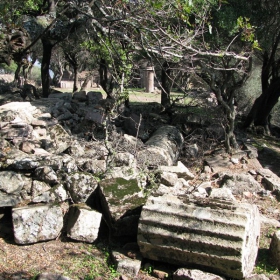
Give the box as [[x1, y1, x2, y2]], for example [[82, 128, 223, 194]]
[[137, 194, 260, 279]]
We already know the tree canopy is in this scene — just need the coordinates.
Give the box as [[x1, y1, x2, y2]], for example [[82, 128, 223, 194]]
[[0, 0, 278, 151]]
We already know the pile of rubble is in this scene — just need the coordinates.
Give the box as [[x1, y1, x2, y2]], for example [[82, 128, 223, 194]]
[[0, 90, 280, 280]]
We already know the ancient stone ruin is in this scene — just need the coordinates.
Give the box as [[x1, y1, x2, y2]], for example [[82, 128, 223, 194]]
[[0, 90, 280, 279]]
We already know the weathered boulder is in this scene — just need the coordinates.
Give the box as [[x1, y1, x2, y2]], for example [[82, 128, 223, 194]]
[[258, 168, 280, 197], [112, 152, 136, 167], [0, 102, 37, 123], [9, 154, 42, 170], [67, 204, 102, 243], [34, 166, 58, 184], [46, 124, 71, 154], [137, 125, 184, 166], [32, 184, 68, 203], [173, 268, 225, 280], [0, 171, 32, 207], [138, 194, 260, 279], [98, 178, 146, 237], [64, 172, 99, 203], [219, 173, 262, 195], [0, 120, 33, 144], [12, 204, 64, 244], [104, 166, 140, 182], [87, 91, 103, 104], [72, 91, 88, 102], [3, 147, 40, 170], [42, 154, 78, 173]]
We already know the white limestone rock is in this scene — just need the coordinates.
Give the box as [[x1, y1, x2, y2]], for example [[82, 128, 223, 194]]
[[12, 204, 64, 244], [67, 205, 102, 243], [158, 161, 195, 180], [138, 195, 260, 279], [173, 268, 226, 280], [65, 172, 99, 203]]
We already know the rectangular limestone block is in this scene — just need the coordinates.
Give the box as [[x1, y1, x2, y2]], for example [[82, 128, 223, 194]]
[[67, 204, 102, 243], [137, 195, 260, 279], [12, 204, 64, 244]]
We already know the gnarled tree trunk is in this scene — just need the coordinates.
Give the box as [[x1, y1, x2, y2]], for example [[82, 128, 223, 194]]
[[41, 38, 54, 98], [161, 61, 171, 107], [99, 58, 114, 99], [244, 78, 280, 133]]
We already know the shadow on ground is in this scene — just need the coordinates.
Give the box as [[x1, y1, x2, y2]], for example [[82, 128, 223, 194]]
[[258, 146, 280, 177]]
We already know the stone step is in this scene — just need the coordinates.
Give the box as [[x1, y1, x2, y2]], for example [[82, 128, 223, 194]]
[[137, 195, 260, 279]]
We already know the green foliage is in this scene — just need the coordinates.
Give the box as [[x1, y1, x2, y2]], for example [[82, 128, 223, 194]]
[[237, 16, 260, 49], [61, 245, 120, 280], [0, 0, 42, 25], [29, 65, 41, 85], [0, 62, 17, 74]]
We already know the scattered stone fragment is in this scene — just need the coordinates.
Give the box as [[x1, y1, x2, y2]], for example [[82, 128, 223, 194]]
[[36, 272, 72, 280], [159, 171, 178, 186], [34, 166, 58, 184], [210, 187, 236, 201], [111, 249, 142, 277], [220, 173, 262, 195], [152, 269, 168, 279], [158, 161, 195, 179], [173, 268, 225, 280]]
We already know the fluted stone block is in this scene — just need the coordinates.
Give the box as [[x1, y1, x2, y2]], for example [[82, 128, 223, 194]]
[[137, 195, 260, 279]]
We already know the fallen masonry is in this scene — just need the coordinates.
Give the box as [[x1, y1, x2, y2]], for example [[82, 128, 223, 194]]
[[138, 194, 260, 279], [0, 93, 279, 279]]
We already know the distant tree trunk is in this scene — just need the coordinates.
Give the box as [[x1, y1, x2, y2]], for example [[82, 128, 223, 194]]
[[244, 37, 280, 134], [14, 63, 22, 87], [99, 58, 114, 99], [161, 61, 171, 107], [41, 38, 54, 97], [246, 78, 280, 133], [72, 64, 79, 92]]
